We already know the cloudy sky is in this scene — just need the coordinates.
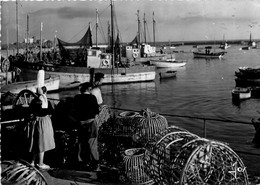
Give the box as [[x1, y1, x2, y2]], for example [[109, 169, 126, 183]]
[[1, 0, 260, 44]]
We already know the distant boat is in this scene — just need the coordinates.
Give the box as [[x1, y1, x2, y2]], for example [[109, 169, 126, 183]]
[[240, 46, 251, 50], [159, 70, 177, 79], [240, 32, 257, 50], [150, 59, 186, 68], [1, 76, 60, 94], [219, 35, 231, 50], [219, 42, 231, 50], [231, 87, 251, 100], [193, 46, 226, 59]]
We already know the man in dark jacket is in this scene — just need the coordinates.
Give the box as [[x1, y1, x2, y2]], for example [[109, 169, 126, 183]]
[[74, 82, 100, 171]]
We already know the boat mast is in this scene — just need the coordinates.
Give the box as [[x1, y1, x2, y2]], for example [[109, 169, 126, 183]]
[[40, 22, 43, 61], [26, 14, 29, 60], [143, 13, 146, 43], [137, 10, 140, 45], [111, 0, 114, 68], [7, 29, 9, 57], [153, 12, 155, 47], [108, 21, 110, 46], [96, 8, 98, 47], [16, 0, 19, 54]]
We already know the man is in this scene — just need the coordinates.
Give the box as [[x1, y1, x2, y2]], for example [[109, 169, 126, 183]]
[[74, 82, 100, 171], [91, 73, 105, 105]]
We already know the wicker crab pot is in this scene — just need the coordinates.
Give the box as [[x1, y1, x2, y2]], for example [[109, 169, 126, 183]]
[[132, 108, 168, 145], [123, 148, 154, 185], [143, 126, 249, 185], [113, 111, 141, 137]]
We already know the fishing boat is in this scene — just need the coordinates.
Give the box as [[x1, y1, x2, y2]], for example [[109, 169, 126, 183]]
[[1, 76, 60, 94], [231, 87, 251, 100], [159, 70, 177, 79], [219, 35, 231, 50], [235, 66, 260, 81], [193, 46, 226, 59], [0, 71, 16, 85], [240, 32, 257, 50], [150, 58, 186, 68], [13, 3, 156, 86], [219, 42, 231, 50], [235, 78, 260, 87], [121, 11, 169, 63]]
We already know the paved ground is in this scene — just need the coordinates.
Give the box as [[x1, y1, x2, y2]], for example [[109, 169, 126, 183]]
[[2, 161, 260, 185], [42, 169, 101, 185]]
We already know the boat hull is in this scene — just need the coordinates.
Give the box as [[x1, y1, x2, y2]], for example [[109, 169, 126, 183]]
[[16, 62, 156, 86], [1, 76, 60, 94], [193, 52, 225, 59], [235, 78, 260, 87], [232, 88, 251, 100], [159, 70, 177, 79], [0, 71, 16, 85], [151, 61, 186, 68]]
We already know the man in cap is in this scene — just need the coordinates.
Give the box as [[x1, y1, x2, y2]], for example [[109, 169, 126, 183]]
[[91, 73, 105, 105], [74, 82, 100, 171]]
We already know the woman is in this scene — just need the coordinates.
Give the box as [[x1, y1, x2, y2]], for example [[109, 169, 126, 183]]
[[27, 87, 55, 170]]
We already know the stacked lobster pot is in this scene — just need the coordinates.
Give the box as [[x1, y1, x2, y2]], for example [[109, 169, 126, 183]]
[[143, 126, 249, 185], [114, 108, 168, 145], [109, 109, 249, 185], [120, 108, 168, 184]]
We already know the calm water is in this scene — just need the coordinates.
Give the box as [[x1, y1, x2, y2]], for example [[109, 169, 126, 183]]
[[48, 45, 260, 175]]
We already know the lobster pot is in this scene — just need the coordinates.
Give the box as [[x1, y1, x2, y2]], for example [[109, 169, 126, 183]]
[[144, 126, 249, 185], [113, 111, 140, 137], [132, 108, 168, 144], [124, 148, 154, 185]]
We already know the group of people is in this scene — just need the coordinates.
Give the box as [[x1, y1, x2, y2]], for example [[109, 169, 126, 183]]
[[26, 72, 105, 171]]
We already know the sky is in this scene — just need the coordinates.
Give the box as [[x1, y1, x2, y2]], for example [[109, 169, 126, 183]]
[[1, 0, 260, 44]]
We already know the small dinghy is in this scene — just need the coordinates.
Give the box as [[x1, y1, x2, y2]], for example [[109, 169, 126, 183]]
[[231, 87, 251, 100], [159, 70, 177, 79]]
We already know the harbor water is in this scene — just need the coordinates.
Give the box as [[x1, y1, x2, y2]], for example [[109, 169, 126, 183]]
[[48, 44, 260, 176]]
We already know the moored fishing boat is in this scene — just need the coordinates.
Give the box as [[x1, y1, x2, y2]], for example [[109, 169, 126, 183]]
[[159, 70, 177, 79], [231, 87, 251, 100], [235, 78, 260, 87], [1, 76, 60, 94], [121, 11, 170, 63], [150, 59, 186, 68], [219, 42, 231, 50], [193, 46, 226, 59], [240, 32, 257, 50], [13, 3, 156, 86]]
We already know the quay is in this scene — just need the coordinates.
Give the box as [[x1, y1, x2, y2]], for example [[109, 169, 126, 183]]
[[1, 99, 260, 184]]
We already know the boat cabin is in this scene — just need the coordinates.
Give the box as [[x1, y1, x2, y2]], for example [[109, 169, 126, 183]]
[[87, 48, 112, 68], [124, 43, 156, 60]]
